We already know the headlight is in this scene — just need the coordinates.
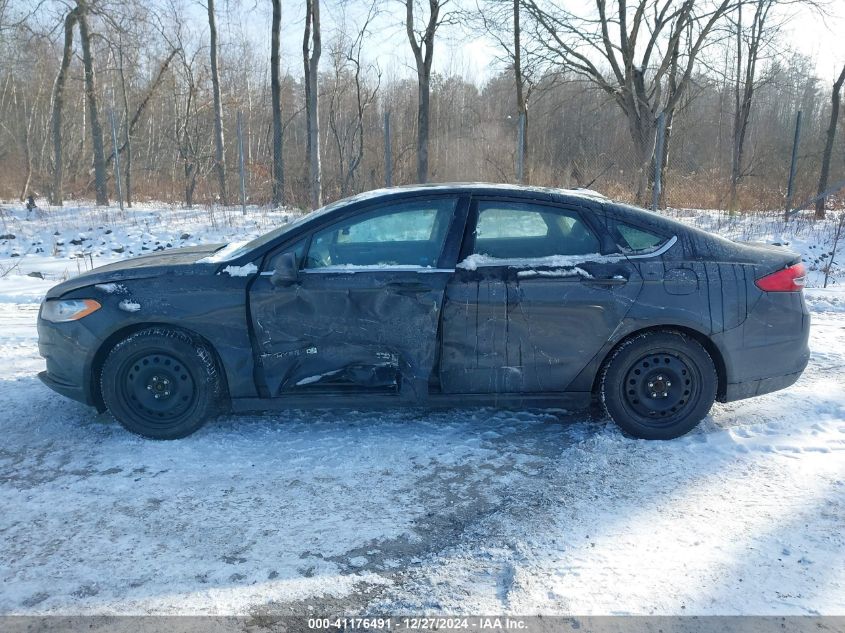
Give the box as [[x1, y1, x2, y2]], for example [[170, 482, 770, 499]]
[[41, 299, 101, 323]]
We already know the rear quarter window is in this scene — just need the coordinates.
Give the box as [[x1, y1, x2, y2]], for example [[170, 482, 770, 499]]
[[612, 221, 668, 254]]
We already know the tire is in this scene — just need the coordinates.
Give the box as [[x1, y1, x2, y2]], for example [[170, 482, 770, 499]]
[[101, 327, 223, 439], [600, 330, 717, 440]]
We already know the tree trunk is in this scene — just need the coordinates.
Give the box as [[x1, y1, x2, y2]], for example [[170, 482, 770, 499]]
[[185, 162, 196, 209], [303, 0, 322, 209], [654, 105, 675, 208], [629, 110, 656, 206], [49, 9, 78, 206], [19, 124, 32, 202], [816, 65, 845, 219], [405, 0, 440, 185], [417, 71, 430, 184], [118, 44, 132, 207], [729, 1, 763, 212], [513, 0, 528, 183], [15, 84, 39, 202], [270, 0, 285, 206], [19, 121, 34, 202], [77, 2, 109, 206], [207, 0, 228, 205], [729, 5, 744, 210]]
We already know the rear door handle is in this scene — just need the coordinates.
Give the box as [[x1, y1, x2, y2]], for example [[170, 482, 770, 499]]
[[581, 276, 628, 286]]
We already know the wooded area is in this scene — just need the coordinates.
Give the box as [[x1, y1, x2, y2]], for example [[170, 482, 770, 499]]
[[0, 0, 842, 213]]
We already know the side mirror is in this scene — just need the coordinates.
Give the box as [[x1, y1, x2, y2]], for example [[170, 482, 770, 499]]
[[271, 252, 299, 286]]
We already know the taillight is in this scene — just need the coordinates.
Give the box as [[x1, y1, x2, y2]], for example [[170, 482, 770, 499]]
[[755, 263, 806, 292]]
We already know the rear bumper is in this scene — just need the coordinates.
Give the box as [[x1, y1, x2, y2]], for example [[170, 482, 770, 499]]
[[717, 290, 811, 403], [723, 368, 806, 402]]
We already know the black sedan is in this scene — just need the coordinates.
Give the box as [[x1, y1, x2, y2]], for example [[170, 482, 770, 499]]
[[37, 184, 810, 440]]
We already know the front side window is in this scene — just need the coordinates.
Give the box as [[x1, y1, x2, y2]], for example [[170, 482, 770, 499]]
[[305, 198, 457, 269], [469, 201, 600, 261]]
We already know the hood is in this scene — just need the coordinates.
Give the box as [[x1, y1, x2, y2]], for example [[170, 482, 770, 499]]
[[45, 243, 225, 299]]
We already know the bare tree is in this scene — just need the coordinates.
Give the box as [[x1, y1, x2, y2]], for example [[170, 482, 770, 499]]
[[815, 64, 845, 219], [406, 0, 448, 184], [728, 0, 786, 209], [207, 0, 227, 204], [49, 8, 78, 206], [0, 0, 840, 212], [471, 0, 541, 182], [173, 41, 207, 209], [513, 0, 527, 181], [105, 49, 179, 166], [270, 0, 284, 206], [303, 0, 322, 208], [524, 0, 736, 203], [327, 2, 381, 197], [12, 74, 44, 200], [77, 0, 109, 205], [117, 39, 132, 206]]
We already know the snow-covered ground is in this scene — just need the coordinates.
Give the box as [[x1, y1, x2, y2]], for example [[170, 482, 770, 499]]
[[0, 200, 843, 616]]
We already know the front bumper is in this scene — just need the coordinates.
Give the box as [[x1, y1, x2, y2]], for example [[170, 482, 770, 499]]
[[38, 369, 88, 403], [37, 316, 98, 407]]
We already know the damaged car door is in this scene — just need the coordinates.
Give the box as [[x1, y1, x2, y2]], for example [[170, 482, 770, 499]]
[[249, 195, 466, 400], [438, 198, 643, 394]]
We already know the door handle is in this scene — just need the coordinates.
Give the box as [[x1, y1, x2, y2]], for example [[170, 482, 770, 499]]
[[385, 281, 431, 293], [580, 276, 628, 286]]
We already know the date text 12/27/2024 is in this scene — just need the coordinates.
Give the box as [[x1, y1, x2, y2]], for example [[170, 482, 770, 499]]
[[307, 617, 528, 630]]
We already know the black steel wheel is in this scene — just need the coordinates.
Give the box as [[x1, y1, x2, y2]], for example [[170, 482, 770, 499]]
[[101, 328, 223, 439], [600, 330, 717, 439]]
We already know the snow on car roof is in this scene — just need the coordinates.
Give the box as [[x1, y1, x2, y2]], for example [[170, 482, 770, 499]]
[[341, 182, 609, 203]]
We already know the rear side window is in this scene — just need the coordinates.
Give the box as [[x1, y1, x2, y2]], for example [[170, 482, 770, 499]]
[[612, 221, 667, 253], [470, 201, 600, 260], [476, 207, 548, 238]]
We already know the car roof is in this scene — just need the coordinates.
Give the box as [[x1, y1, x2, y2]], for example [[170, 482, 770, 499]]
[[336, 182, 609, 206]]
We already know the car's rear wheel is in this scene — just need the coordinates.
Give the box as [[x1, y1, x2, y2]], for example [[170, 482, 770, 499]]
[[101, 328, 222, 439], [600, 330, 717, 440]]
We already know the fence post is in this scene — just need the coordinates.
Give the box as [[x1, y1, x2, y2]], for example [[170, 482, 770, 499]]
[[785, 110, 802, 219], [516, 112, 526, 184], [652, 112, 666, 212], [109, 109, 123, 213], [384, 110, 392, 187], [237, 111, 247, 215]]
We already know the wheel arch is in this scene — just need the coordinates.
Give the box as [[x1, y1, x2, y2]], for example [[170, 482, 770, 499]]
[[591, 325, 728, 401], [88, 322, 230, 411]]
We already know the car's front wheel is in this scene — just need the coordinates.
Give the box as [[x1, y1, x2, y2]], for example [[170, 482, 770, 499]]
[[101, 328, 223, 439], [600, 330, 717, 440]]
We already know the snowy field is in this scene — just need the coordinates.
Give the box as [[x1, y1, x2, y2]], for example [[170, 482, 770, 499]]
[[0, 200, 844, 616]]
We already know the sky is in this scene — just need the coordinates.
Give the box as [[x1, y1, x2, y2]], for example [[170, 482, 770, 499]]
[[784, 5, 845, 79], [213, 0, 844, 85]]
